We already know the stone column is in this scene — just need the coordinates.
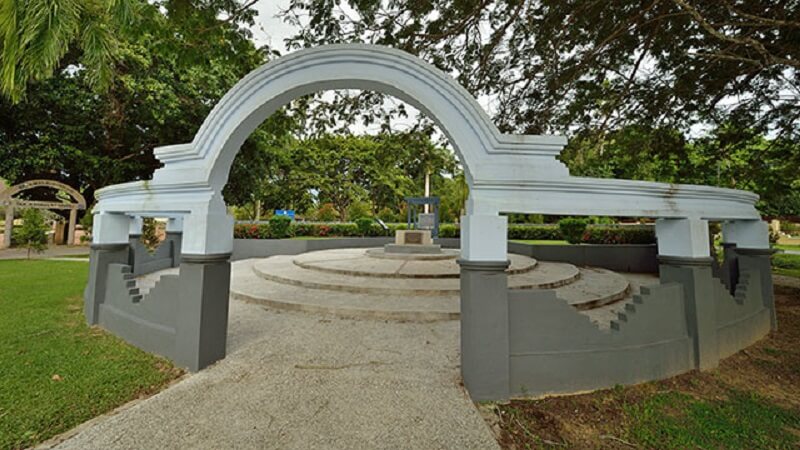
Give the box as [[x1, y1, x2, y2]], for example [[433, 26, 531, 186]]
[[85, 212, 131, 325], [458, 213, 510, 401], [165, 217, 184, 268], [3, 205, 13, 248], [84, 243, 129, 324], [175, 253, 231, 371], [656, 218, 719, 370], [67, 208, 78, 246], [722, 220, 776, 330]]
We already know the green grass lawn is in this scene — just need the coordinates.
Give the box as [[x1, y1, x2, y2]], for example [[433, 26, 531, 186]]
[[511, 239, 570, 246], [773, 253, 800, 279], [0, 260, 182, 449], [776, 244, 800, 252]]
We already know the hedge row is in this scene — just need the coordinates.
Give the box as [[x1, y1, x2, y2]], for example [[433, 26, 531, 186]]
[[233, 222, 656, 244]]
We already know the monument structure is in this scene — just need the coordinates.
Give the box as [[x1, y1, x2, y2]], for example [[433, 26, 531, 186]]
[[85, 45, 774, 401], [0, 179, 87, 248]]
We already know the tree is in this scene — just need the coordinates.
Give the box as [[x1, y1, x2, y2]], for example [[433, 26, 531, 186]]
[[0, 0, 283, 208], [281, 0, 800, 216], [16, 209, 48, 258]]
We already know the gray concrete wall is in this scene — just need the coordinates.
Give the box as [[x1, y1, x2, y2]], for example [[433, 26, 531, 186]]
[[507, 284, 693, 397], [715, 269, 771, 359], [232, 237, 461, 260], [129, 238, 176, 276], [508, 242, 658, 273], [98, 264, 180, 360], [233, 238, 657, 273]]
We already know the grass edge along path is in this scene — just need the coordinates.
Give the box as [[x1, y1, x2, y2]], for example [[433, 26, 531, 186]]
[[0, 260, 183, 449]]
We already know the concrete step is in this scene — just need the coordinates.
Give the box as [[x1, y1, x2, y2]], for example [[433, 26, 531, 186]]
[[252, 255, 579, 296], [230, 259, 459, 322], [135, 267, 179, 296], [231, 258, 641, 322], [551, 267, 630, 310], [292, 248, 538, 279]]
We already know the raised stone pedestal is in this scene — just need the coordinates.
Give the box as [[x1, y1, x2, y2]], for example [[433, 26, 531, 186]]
[[385, 229, 441, 254]]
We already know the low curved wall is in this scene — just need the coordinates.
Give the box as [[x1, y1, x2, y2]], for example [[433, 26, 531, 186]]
[[504, 255, 774, 398], [231, 238, 658, 273]]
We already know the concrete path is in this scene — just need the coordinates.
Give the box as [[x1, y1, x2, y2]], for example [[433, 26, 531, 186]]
[[51, 298, 499, 450]]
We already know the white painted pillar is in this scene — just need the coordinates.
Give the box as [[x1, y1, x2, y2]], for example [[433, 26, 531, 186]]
[[655, 218, 710, 258], [721, 220, 770, 249], [181, 206, 234, 256], [93, 212, 132, 245], [128, 216, 144, 237], [166, 216, 184, 233], [460, 214, 508, 261], [3, 206, 12, 248], [67, 208, 78, 245]]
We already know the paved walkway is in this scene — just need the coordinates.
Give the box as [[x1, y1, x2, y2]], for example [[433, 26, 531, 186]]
[[50, 298, 499, 449]]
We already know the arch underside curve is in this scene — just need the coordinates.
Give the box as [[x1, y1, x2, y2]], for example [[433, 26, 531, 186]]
[[0, 179, 87, 209]]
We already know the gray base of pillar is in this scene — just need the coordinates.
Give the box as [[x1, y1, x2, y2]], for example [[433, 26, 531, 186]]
[[735, 248, 777, 331], [658, 256, 719, 371], [458, 259, 510, 402], [85, 243, 130, 325], [165, 232, 183, 267], [175, 253, 232, 372]]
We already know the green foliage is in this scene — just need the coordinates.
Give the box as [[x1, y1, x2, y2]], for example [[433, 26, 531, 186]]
[[268, 215, 293, 239], [78, 211, 93, 242], [558, 218, 589, 244], [377, 207, 399, 223], [581, 226, 656, 245], [354, 217, 373, 236], [0, 0, 274, 204], [17, 209, 48, 257], [347, 201, 372, 221], [773, 254, 800, 271], [0, 260, 180, 449], [506, 214, 545, 224], [140, 217, 160, 250], [314, 203, 340, 222], [507, 225, 562, 241], [624, 390, 800, 449]]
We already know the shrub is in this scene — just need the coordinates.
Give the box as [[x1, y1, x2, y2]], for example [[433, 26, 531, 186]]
[[269, 215, 293, 239], [315, 203, 339, 221], [439, 223, 460, 238], [355, 217, 374, 236], [17, 209, 48, 258], [507, 224, 562, 240], [377, 207, 399, 223], [347, 201, 372, 221], [140, 218, 161, 250], [581, 226, 656, 244], [79, 210, 93, 242], [558, 218, 589, 244]]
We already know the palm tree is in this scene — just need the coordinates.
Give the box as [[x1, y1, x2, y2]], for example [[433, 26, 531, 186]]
[[0, 0, 139, 103]]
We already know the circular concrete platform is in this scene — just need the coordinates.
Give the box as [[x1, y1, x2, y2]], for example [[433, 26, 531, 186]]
[[294, 248, 537, 278], [230, 248, 634, 322]]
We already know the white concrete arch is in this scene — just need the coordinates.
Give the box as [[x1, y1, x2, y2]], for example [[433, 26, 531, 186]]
[[150, 44, 568, 191], [93, 44, 764, 257]]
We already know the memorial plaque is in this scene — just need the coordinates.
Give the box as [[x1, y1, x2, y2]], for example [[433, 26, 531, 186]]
[[418, 213, 435, 230], [405, 231, 423, 244]]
